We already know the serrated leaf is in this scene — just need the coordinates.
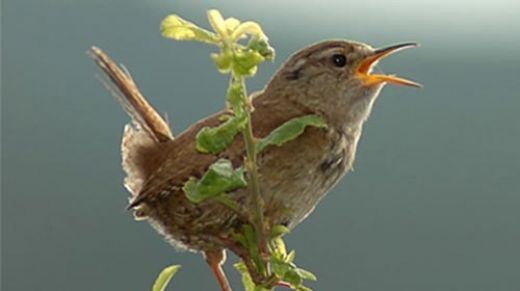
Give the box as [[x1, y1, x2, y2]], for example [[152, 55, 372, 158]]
[[196, 113, 247, 154], [256, 115, 327, 153], [161, 15, 218, 44], [183, 159, 246, 203], [152, 265, 181, 291]]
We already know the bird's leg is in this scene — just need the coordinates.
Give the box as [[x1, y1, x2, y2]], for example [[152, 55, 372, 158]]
[[204, 249, 232, 291]]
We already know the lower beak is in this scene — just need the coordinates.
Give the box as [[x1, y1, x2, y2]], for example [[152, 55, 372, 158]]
[[356, 42, 421, 88]]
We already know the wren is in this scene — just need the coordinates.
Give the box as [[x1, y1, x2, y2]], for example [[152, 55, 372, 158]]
[[91, 40, 419, 290]]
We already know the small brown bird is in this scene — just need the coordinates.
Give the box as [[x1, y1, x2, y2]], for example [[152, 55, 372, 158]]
[[91, 40, 419, 290]]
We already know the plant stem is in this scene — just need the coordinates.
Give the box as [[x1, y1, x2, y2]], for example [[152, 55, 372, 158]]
[[234, 75, 269, 274]]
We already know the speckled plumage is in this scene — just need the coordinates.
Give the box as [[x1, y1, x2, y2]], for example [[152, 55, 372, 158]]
[[92, 39, 417, 290], [115, 41, 384, 252]]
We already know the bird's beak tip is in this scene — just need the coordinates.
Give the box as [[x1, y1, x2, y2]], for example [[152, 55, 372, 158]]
[[357, 42, 421, 88]]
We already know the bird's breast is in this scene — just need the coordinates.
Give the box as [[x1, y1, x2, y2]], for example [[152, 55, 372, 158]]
[[256, 125, 361, 227]]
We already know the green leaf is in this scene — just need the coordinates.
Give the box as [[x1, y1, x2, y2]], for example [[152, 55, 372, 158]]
[[224, 17, 241, 34], [231, 231, 247, 249], [183, 159, 247, 203], [226, 79, 245, 114], [284, 269, 303, 287], [269, 247, 316, 290], [244, 225, 265, 274], [196, 113, 247, 154], [230, 21, 267, 42], [207, 9, 227, 39], [270, 237, 287, 260], [231, 50, 264, 77], [234, 261, 256, 291], [161, 15, 218, 44], [152, 265, 181, 291], [247, 37, 275, 61], [270, 224, 290, 239], [211, 52, 233, 73], [234, 261, 271, 291], [256, 115, 327, 153], [233, 225, 267, 276], [286, 250, 296, 263], [295, 268, 317, 281], [271, 258, 292, 278]]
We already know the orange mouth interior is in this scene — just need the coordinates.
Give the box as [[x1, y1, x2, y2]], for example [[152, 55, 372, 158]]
[[356, 43, 422, 88]]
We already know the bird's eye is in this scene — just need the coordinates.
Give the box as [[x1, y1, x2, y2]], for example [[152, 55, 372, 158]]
[[331, 54, 347, 67]]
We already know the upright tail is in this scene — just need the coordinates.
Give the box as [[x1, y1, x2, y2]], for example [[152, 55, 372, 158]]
[[89, 46, 173, 198]]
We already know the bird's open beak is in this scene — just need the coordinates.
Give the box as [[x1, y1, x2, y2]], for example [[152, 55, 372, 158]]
[[356, 42, 421, 88]]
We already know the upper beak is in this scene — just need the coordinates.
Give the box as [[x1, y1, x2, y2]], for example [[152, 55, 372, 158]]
[[356, 42, 421, 88]]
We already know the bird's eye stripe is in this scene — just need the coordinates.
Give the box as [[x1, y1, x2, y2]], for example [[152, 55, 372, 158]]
[[314, 47, 344, 59]]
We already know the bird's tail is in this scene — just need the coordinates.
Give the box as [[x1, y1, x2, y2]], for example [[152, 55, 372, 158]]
[[89, 46, 173, 197]]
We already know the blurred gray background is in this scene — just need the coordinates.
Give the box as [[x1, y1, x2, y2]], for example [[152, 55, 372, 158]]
[[2, 0, 520, 290]]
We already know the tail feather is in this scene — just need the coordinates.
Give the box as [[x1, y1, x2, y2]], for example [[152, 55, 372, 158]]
[[90, 46, 173, 142], [90, 46, 173, 196]]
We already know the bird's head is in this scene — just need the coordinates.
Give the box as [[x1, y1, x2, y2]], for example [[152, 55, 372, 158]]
[[267, 40, 420, 126]]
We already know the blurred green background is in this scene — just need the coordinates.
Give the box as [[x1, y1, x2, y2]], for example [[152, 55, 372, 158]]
[[2, 0, 520, 290]]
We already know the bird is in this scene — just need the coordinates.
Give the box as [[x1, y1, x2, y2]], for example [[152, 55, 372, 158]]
[[91, 39, 419, 291]]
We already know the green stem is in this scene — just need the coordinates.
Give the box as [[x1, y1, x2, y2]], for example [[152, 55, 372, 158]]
[[234, 75, 268, 275]]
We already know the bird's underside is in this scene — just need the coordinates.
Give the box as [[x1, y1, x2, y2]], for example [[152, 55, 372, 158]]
[[91, 47, 358, 253], [126, 94, 356, 252]]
